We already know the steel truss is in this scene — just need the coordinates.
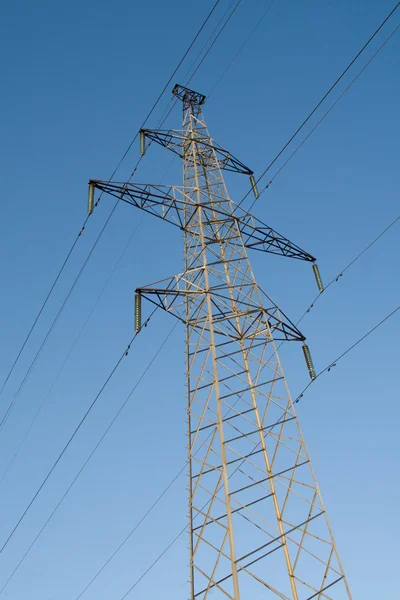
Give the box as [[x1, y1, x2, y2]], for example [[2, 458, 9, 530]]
[[89, 83, 351, 600]]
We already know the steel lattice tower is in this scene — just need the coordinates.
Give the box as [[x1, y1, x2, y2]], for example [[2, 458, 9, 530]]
[[88, 85, 351, 600]]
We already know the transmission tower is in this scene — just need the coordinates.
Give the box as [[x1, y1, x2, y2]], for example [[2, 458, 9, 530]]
[[88, 84, 351, 600]]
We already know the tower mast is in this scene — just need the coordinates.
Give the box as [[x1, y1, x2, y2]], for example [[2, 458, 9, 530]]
[[89, 84, 351, 600]]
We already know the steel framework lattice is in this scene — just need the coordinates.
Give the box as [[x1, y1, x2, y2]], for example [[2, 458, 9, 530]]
[[89, 84, 351, 600]]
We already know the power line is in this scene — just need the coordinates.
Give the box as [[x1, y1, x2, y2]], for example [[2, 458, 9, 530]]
[[0, 223, 87, 401], [294, 303, 400, 403], [0, 203, 120, 432], [0, 310, 157, 558], [119, 525, 187, 600], [180, 0, 237, 84], [295, 212, 400, 326], [247, 21, 400, 212], [263, 212, 400, 364], [0, 216, 145, 488], [237, 1, 400, 208], [187, 0, 242, 85], [0, 0, 222, 425], [75, 463, 185, 600], [267, 213, 399, 395], [0, 320, 178, 595], [208, 0, 278, 98]]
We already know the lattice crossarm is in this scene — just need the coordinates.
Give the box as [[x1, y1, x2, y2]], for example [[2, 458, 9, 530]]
[[89, 179, 200, 229], [234, 212, 316, 263], [135, 274, 305, 343], [140, 129, 253, 176]]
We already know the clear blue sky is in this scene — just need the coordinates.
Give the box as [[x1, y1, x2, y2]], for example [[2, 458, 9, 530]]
[[0, 0, 399, 598]]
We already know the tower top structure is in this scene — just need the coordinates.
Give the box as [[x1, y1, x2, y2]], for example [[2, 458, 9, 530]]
[[172, 83, 206, 106]]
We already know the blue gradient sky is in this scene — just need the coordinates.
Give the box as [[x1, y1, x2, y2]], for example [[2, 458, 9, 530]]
[[0, 0, 399, 598]]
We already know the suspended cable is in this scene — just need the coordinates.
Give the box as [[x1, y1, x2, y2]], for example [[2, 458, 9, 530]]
[[295, 213, 400, 326], [187, 0, 242, 85], [247, 21, 400, 211], [0, 223, 87, 401], [295, 303, 400, 403], [74, 462, 185, 600], [0, 217, 145, 488], [181, 0, 237, 84], [237, 1, 400, 209], [0, 0, 222, 423], [119, 525, 187, 600], [0, 203, 125, 432], [0, 320, 178, 595], [0, 309, 158, 558], [260, 212, 400, 380], [208, 0, 278, 98]]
